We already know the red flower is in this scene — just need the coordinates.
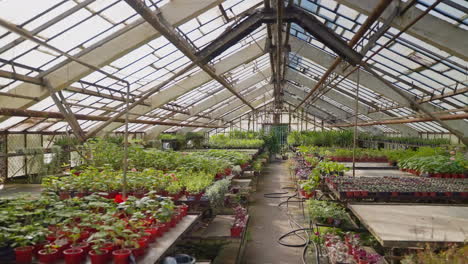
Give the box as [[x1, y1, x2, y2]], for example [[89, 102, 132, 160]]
[[114, 194, 127, 203]]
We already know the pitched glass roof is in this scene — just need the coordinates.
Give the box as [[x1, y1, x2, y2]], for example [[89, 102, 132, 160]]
[[0, 0, 466, 135]]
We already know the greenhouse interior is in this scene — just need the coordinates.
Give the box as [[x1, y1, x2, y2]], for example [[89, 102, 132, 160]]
[[0, 0, 467, 263]]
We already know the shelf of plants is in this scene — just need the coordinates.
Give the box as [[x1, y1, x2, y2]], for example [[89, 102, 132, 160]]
[[287, 131, 451, 148], [0, 192, 190, 264], [45, 147, 256, 202], [0, 134, 267, 264], [302, 174, 386, 264], [321, 232, 385, 264], [325, 176, 468, 201], [290, 135, 467, 263]]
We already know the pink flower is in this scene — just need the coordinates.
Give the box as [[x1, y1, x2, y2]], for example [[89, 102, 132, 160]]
[[450, 156, 455, 161], [131, 168, 137, 172]]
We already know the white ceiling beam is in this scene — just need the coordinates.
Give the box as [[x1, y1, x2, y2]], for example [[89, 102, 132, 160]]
[[0, 0, 224, 122], [285, 70, 419, 136], [335, 0, 468, 61], [96, 38, 268, 135], [289, 37, 468, 136], [145, 70, 272, 137]]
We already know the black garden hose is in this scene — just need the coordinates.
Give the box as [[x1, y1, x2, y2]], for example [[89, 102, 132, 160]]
[[264, 186, 321, 264]]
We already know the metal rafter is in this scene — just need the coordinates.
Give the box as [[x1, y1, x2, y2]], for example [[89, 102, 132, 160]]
[[368, 87, 468, 113], [294, 0, 393, 110], [328, 113, 468, 128], [124, 0, 255, 110], [274, 0, 284, 109], [0, 108, 225, 129], [43, 79, 86, 142]]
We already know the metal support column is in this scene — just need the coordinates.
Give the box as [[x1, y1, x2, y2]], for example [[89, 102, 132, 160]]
[[0, 134, 7, 183]]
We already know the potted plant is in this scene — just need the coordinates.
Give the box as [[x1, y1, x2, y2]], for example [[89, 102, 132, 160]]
[[63, 247, 84, 264], [298, 179, 317, 198], [230, 206, 247, 237], [252, 160, 263, 176], [38, 244, 60, 264], [14, 246, 34, 264], [87, 233, 110, 264]]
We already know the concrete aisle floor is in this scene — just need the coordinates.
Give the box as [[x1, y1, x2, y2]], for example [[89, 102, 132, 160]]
[[242, 159, 305, 264]]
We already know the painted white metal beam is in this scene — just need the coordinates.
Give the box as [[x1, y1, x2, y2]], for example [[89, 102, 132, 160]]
[[145, 69, 272, 137], [97, 38, 268, 135], [335, 0, 468, 61], [0, 0, 223, 122], [285, 70, 419, 136], [289, 37, 468, 136]]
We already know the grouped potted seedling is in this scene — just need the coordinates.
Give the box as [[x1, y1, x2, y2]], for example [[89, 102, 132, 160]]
[[0, 192, 187, 264], [306, 200, 348, 226], [325, 176, 468, 199], [324, 233, 383, 264]]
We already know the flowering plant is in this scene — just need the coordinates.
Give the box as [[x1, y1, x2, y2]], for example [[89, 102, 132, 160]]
[[232, 206, 247, 228]]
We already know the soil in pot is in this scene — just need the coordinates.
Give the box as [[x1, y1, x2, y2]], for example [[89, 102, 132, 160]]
[[14, 246, 34, 264]]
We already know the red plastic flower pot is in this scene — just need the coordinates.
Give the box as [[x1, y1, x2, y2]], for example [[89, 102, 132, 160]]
[[131, 246, 146, 257], [79, 231, 90, 242], [112, 249, 131, 264], [101, 242, 114, 253], [46, 234, 56, 243], [38, 249, 58, 264], [56, 242, 71, 259], [14, 246, 34, 264], [72, 242, 90, 257], [169, 216, 177, 228], [63, 248, 83, 264], [33, 241, 48, 257], [144, 229, 156, 242], [230, 226, 243, 237], [89, 249, 108, 264]]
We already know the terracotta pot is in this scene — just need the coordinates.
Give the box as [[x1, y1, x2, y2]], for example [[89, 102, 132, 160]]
[[14, 246, 34, 264]]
